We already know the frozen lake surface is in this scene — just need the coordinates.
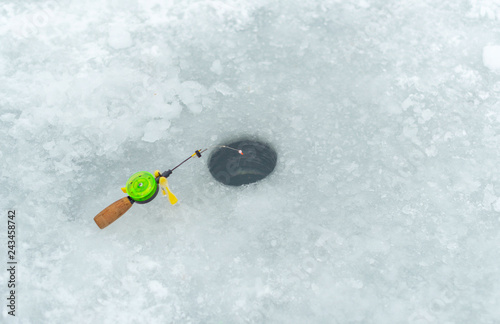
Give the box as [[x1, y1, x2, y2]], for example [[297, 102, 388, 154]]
[[2, 0, 500, 323]]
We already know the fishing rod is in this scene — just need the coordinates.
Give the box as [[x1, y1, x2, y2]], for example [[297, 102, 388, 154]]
[[93, 146, 243, 229]]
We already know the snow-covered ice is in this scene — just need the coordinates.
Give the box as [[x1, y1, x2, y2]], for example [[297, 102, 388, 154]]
[[1, 0, 500, 323]]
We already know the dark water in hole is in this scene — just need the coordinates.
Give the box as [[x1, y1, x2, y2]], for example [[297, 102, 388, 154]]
[[208, 139, 277, 186]]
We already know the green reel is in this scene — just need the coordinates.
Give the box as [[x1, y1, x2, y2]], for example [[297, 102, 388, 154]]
[[124, 171, 159, 204]]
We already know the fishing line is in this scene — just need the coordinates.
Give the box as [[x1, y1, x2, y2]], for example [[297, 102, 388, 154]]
[[170, 145, 243, 172]]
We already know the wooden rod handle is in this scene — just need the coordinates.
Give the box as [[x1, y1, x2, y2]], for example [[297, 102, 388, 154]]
[[94, 197, 134, 229]]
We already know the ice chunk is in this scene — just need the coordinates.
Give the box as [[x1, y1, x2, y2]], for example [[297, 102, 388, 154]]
[[148, 280, 169, 298], [141, 119, 171, 143], [108, 25, 133, 49], [483, 45, 500, 71], [210, 59, 223, 75], [165, 100, 183, 119], [0, 113, 16, 122], [187, 103, 203, 114], [178, 81, 207, 114], [212, 82, 235, 96]]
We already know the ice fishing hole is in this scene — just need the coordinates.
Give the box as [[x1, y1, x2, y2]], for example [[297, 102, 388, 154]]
[[208, 139, 277, 186]]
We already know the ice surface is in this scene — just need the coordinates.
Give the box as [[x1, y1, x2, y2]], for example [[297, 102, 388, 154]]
[[1, 0, 500, 323]]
